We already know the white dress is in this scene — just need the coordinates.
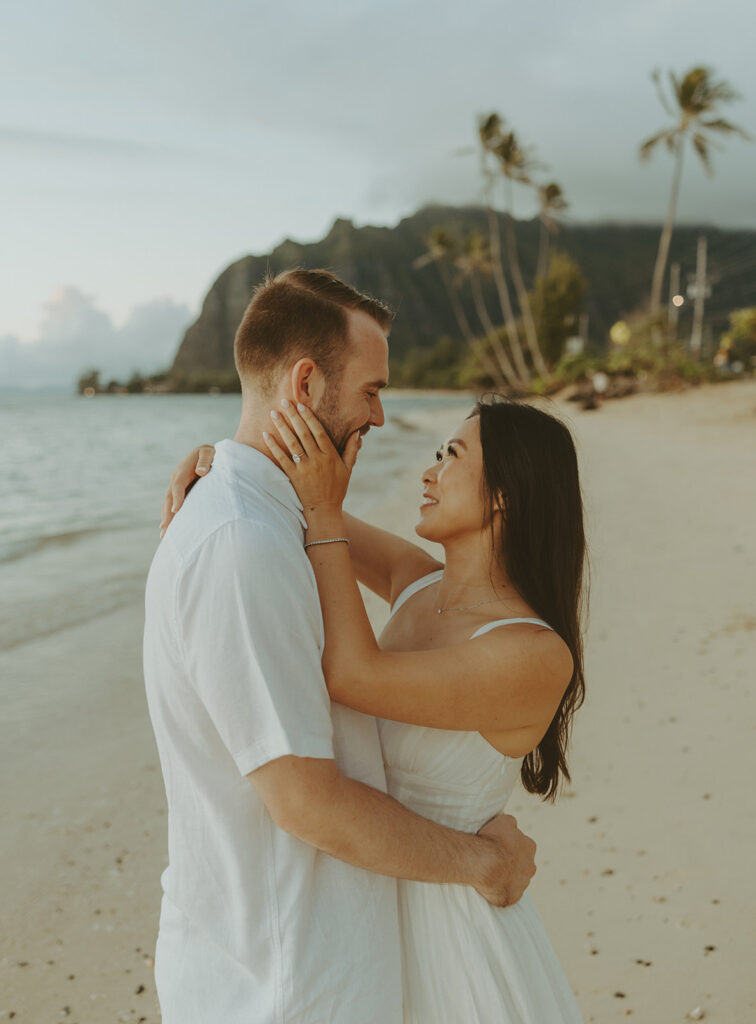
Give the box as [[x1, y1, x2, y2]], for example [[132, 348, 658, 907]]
[[379, 571, 584, 1023]]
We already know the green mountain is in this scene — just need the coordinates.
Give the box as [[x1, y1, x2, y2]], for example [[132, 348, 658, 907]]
[[170, 204, 756, 384]]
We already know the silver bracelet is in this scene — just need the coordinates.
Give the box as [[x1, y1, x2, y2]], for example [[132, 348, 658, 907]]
[[304, 537, 350, 550]]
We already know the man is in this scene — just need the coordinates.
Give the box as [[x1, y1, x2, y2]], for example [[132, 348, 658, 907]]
[[144, 268, 536, 1024]]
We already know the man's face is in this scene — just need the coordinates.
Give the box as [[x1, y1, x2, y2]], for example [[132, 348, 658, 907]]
[[315, 309, 389, 454]]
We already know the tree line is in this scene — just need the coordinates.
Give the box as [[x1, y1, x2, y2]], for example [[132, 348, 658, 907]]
[[413, 65, 751, 396]]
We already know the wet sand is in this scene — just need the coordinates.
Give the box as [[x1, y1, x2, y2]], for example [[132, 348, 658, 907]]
[[2, 380, 755, 1023]]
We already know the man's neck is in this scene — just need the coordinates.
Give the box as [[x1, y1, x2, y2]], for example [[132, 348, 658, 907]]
[[234, 396, 282, 466]]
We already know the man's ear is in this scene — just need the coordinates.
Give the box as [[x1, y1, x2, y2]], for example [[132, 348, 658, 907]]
[[290, 357, 326, 405]]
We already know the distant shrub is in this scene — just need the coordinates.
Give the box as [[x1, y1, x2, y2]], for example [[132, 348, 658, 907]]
[[719, 307, 756, 372], [167, 371, 242, 393], [529, 252, 587, 365], [76, 368, 101, 394], [550, 352, 602, 385], [390, 336, 466, 389]]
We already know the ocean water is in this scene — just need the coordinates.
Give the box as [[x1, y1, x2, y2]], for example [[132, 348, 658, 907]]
[[1, 390, 475, 650]]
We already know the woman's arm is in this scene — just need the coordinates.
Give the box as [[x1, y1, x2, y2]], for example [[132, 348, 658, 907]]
[[342, 512, 442, 606], [160, 444, 215, 535], [159, 445, 441, 604]]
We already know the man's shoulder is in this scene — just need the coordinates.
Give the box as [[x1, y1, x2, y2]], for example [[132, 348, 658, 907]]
[[174, 512, 295, 570], [149, 514, 305, 612], [162, 467, 265, 552], [165, 514, 318, 627], [204, 516, 291, 556]]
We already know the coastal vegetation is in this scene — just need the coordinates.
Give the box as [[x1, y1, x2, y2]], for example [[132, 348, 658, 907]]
[[78, 213, 756, 398], [78, 64, 753, 402]]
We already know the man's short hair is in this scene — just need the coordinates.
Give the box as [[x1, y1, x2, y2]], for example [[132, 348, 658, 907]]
[[234, 268, 394, 393]]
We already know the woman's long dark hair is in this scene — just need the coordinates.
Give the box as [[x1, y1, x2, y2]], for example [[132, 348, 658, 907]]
[[474, 396, 589, 801]]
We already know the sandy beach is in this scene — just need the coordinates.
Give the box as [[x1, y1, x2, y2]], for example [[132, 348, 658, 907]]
[[2, 380, 755, 1023]]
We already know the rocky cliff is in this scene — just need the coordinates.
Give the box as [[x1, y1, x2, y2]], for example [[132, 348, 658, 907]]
[[170, 204, 756, 382]]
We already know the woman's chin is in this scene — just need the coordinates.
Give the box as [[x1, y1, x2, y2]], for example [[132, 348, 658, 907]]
[[414, 517, 439, 542]]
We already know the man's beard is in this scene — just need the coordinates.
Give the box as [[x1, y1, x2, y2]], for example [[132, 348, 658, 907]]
[[315, 384, 369, 455]]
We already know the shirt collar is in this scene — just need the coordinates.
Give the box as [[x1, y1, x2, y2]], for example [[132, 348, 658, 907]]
[[214, 439, 306, 529]]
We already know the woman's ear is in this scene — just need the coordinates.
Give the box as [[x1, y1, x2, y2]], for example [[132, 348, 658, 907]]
[[493, 494, 507, 518]]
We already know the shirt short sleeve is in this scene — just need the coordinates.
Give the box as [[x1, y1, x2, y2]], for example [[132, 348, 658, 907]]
[[176, 518, 334, 775]]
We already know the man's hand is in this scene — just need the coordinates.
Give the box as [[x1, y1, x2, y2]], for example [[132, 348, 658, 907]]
[[474, 813, 537, 907]]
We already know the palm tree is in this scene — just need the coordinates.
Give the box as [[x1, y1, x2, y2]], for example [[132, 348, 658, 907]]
[[413, 228, 505, 388], [640, 66, 750, 314], [477, 114, 531, 383], [536, 182, 568, 282], [455, 232, 523, 388], [490, 130, 550, 380]]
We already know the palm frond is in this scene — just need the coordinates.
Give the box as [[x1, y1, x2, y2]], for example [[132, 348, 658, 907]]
[[701, 118, 751, 140], [413, 227, 460, 269], [706, 81, 740, 105], [651, 68, 675, 117], [492, 131, 544, 181], [670, 69, 684, 108], [478, 112, 503, 149], [639, 129, 674, 160], [691, 132, 713, 174], [538, 182, 568, 213], [463, 230, 492, 270], [676, 66, 742, 117], [679, 69, 702, 113]]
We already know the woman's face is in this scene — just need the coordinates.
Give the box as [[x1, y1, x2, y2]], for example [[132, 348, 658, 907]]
[[415, 415, 492, 544]]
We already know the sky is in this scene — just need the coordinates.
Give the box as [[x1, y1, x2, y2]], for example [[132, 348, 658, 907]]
[[2, 0, 754, 387]]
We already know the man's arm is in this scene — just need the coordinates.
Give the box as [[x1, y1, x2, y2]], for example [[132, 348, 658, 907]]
[[250, 755, 536, 907]]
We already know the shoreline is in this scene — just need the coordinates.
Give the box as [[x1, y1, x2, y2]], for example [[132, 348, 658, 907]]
[[2, 380, 755, 1023], [7, 374, 752, 402]]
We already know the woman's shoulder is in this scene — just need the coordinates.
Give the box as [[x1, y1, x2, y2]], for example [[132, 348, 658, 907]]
[[389, 560, 444, 611], [469, 609, 553, 636], [472, 616, 574, 683]]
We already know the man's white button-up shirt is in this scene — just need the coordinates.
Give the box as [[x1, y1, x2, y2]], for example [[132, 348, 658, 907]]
[[144, 439, 402, 1024]]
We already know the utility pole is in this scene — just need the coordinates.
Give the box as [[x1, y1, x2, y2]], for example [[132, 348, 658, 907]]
[[668, 262, 681, 338], [689, 236, 707, 360]]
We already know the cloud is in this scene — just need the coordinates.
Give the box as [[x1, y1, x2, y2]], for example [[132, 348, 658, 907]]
[[0, 287, 191, 389], [0, 125, 185, 160]]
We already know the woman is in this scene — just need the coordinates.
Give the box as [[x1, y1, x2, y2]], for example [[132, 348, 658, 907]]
[[163, 396, 587, 1023]]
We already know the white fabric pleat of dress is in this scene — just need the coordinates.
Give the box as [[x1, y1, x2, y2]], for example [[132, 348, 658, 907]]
[[380, 571, 585, 1023]]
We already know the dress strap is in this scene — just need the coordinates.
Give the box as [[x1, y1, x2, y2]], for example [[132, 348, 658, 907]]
[[471, 618, 555, 640], [390, 569, 444, 616]]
